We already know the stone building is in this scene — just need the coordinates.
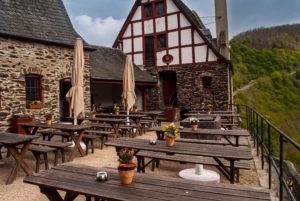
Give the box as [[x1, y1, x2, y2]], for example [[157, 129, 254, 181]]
[[0, 0, 91, 131], [113, 0, 233, 111], [0, 0, 157, 132]]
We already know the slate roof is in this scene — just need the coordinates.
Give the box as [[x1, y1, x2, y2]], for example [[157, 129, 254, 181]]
[[0, 0, 84, 47], [89, 46, 157, 84]]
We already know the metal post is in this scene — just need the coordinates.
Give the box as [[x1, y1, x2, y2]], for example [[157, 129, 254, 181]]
[[261, 117, 264, 169], [279, 135, 283, 201], [246, 106, 249, 130], [256, 113, 259, 156], [268, 124, 272, 189]]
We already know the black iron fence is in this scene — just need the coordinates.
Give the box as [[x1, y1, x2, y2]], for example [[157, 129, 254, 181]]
[[233, 104, 300, 201]]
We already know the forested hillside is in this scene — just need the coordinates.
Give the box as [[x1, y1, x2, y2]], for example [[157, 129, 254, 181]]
[[231, 24, 300, 169]]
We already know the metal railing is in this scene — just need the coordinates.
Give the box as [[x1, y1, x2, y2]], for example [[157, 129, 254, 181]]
[[233, 104, 300, 201]]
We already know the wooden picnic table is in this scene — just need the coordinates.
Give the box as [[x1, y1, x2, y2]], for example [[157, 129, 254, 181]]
[[80, 117, 126, 138], [23, 163, 270, 201], [150, 126, 249, 146], [105, 137, 253, 183], [0, 132, 39, 184], [19, 122, 90, 161]]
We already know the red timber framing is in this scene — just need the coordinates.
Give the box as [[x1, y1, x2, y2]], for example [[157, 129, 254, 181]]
[[112, 0, 229, 69]]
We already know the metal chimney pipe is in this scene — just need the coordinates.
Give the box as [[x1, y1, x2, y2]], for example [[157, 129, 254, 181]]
[[214, 0, 230, 60]]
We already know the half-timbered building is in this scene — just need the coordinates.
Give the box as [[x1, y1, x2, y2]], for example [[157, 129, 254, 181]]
[[113, 0, 233, 111]]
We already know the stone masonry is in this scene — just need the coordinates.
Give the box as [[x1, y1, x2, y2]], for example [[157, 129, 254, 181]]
[[0, 37, 91, 131], [147, 62, 230, 111]]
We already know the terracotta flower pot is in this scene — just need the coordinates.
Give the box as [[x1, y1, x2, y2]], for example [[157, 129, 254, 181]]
[[46, 119, 52, 125], [166, 136, 176, 147], [191, 124, 198, 131], [91, 114, 96, 119], [118, 169, 135, 185], [207, 110, 211, 115], [118, 163, 136, 185], [115, 111, 120, 115]]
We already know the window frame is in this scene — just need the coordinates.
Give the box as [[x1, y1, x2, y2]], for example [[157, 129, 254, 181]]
[[157, 34, 167, 49], [25, 74, 43, 109], [142, 1, 165, 18], [143, 3, 153, 18], [155, 1, 165, 17]]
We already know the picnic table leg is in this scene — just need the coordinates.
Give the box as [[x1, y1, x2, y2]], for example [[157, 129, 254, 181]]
[[68, 131, 85, 162], [6, 142, 32, 184], [40, 187, 63, 201], [111, 123, 121, 138], [235, 136, 239, 147], [230, 160, 235, 184]]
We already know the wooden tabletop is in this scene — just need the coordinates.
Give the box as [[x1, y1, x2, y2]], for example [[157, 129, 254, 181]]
[[81, 117, 126, 123], [0, 132, 39, 145], [186, 113, 240, 117], [19, 122, 90, 131], [105, 138, 252, 160], [23, 163, 270, 201], [95, 113, 146, 118], [150, 126, 249, 137]]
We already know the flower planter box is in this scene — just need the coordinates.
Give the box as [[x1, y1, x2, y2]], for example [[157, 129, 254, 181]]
[[29, 103, 43, 109]]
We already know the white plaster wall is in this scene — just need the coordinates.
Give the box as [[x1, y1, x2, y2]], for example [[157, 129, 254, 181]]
[[133, 22, 142, 36], [132, 6, 142, 21], [208, 48, 218, 61], [181, 47, 193, 64], [155, 17, 166, 33], [141, 0, 155, 3], [181, 29, 192, 45], [134, 53, 143, 65], [168, 48, 179, 65], [180, 13, 191, 28], [194, 31, 204, 44], [167, 14, 178, 30], [134, 37, 143, 52], [123, 24, 132, 37], [168, 31, 178, 47], [144, 19, 154, 34], [156, 50, 167, 66], [195, 45, 207, 62], [123, 39, 132, 53], [167, 0, 179, 13]]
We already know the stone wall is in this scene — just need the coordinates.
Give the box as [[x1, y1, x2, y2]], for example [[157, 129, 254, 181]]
[[147, 62, 230, 111], [0, 37, 91, 131]]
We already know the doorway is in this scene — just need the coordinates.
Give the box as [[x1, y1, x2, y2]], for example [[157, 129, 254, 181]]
[[160, 71, 177, 107], [59, 78, 71, 120]]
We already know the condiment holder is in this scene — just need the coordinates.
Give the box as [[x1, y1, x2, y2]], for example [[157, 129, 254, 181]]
[[96, 171, 108, 182], [149, 140, 157, 145]]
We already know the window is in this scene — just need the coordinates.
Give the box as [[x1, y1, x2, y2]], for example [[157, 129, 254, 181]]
[[26, 74, 42, 108], [155, 2, 165, 17], [144, 4, 153, 18], [201, 76, 212, 92], [157, 34, 166, 49], [145, 36, 155, 67]]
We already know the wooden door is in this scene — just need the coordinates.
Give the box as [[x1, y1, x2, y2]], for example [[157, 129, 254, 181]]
[[145, 36, 155, 67], [160, 71, 177, 107], [60, 79, 71, 120]]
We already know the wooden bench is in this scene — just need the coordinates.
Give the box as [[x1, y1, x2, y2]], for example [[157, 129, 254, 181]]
[[136, 151, 251, 182], [28, 145, 56, 173], [84, 130, 113, 149], [84, 123, 112, 131], [140, 120, 156, 134], [39, 130, 70, 142], [31, 140, 71, 166], [0, 143, 2, 160]]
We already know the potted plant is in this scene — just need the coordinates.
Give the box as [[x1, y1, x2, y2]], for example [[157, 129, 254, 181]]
[[117, 147, 136, 185], [45, 113, 52, 125], [114, 104, 120, 115], [162, 123, 179, 147], [190, 117, 199, 131], [207, 104, 213, 115]]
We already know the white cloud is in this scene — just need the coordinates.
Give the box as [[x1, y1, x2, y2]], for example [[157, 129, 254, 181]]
[[73, 15, 125, 47]]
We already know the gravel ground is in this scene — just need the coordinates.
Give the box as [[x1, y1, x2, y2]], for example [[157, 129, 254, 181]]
[[0, 131, 264, 201]]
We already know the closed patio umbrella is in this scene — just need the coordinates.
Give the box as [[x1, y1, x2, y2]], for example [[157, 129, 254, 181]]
[[65, 38, 85, 125], [122, 55, 136, 117]]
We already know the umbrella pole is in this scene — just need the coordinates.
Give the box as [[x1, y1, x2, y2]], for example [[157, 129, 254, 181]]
[[74, 117, 78, 125]]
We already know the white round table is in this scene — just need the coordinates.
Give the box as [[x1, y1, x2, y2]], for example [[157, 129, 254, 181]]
[[179, 164, 220, 183]]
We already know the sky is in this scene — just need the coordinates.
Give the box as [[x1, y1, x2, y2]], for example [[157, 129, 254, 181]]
[[63, 0, 300, 47]]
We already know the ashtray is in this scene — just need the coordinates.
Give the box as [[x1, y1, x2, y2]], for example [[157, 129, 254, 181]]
[[96, 171, 108, 182], [149, 140, 157, 145], [179, 126, 184, 130]]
